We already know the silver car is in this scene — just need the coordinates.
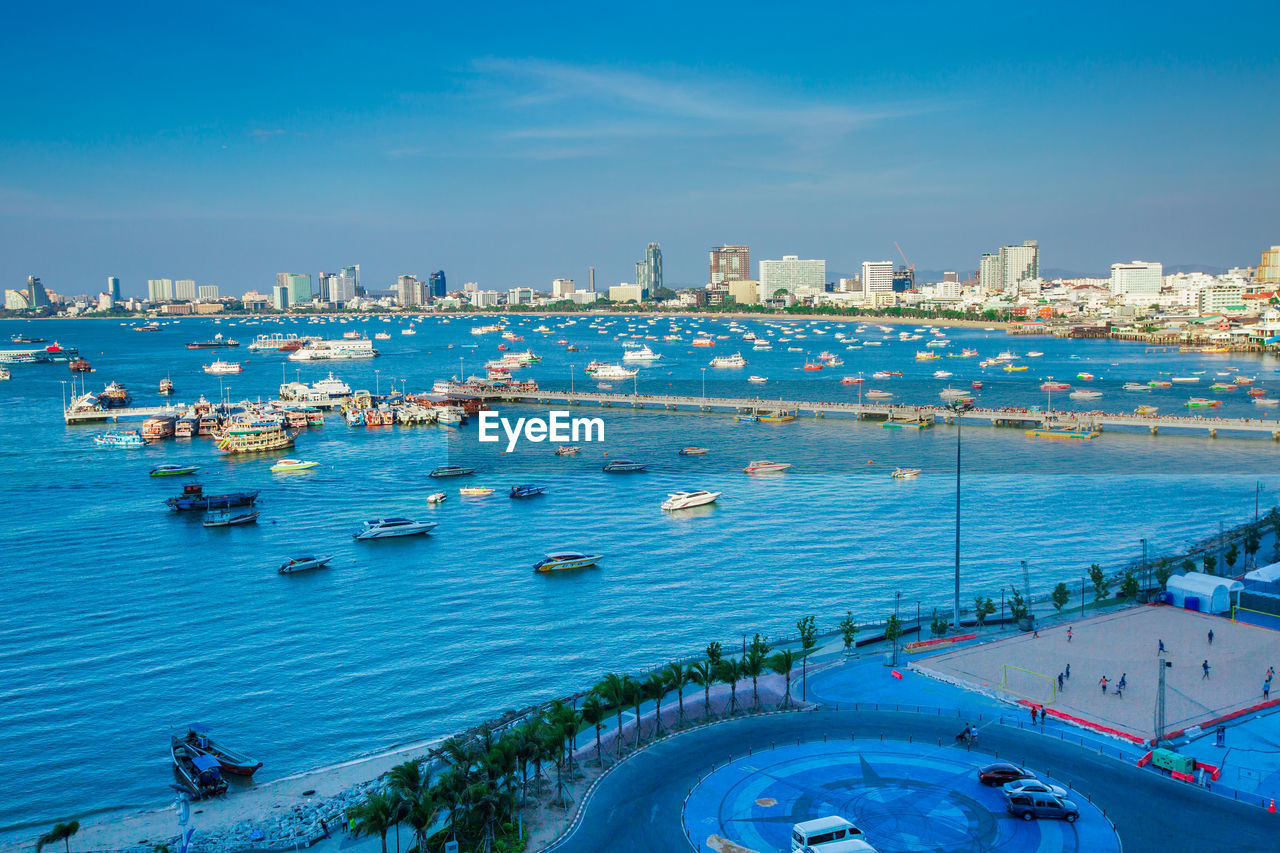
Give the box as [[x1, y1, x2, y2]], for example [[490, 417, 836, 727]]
[[1001, 778, 1069, 799], [1005, 792, 1080, 823]]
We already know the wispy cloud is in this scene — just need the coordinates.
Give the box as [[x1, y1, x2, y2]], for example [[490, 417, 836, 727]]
[[250, 128, 287, 138]]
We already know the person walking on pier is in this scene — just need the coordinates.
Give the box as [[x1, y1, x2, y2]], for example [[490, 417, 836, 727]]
[[1065, 663, 1070, 679]]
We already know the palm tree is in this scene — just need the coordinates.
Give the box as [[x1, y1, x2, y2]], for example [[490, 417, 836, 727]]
[[642, 670, 669, 735], [743, 647, 767, 709], [594, 673, 630, 758], [718, 658, 744, 715], [401, 787, 438, 853], [624, 675, 644, 747], [580, 693, 607, 765], [348, 793, 393, 853], [686, 660, 715, 720], [770, 649, 798, 707], [35, 822, 79, 853], [663, 662, 687, 727]]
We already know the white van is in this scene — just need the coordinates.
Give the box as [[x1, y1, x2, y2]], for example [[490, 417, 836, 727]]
[[790, 816, 877, 852]]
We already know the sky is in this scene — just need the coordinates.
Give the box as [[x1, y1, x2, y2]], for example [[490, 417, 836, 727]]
[[2, 1, 1278, 297]]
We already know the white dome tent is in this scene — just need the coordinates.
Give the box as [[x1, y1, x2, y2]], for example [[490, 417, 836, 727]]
[[1166, 571, 1244, 614]]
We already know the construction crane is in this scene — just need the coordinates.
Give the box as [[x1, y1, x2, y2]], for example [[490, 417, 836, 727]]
[[893, 241, 916, 290]]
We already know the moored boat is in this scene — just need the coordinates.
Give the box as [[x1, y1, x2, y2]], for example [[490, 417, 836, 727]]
[[744, 460, 791, 473], [509, 484, 546, 498], [94, 429, 146, 448], [891, 468, 922, 479], [459, 486, 496, 497], [602, 459, 646, 472], [353, 518, 438, 539], [151, 464, 200, 477], [202, 509, 260, 527], [678, 447, 709, 456], [177, 724, 262, 776], [166, 483, 260, 511], [68, 357, 92, 372], [554, 445, 581, 456], [429, 464, 476, 478], [171, 737, 229, 799], [533, 550, 602, 572], [270, 458, 318, 473], [278, 555, 333, 575], [661, 489, 721, 511]]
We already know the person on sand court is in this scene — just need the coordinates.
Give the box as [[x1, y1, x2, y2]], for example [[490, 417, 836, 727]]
[[1203, 660, 1211, 679], [1158, 639, 1166, 655], [1067, 627, 1073, 642], [1208, 629, 1215, 645], [1100, 676, 1108, 694], [1058, 673, 1064, 691]]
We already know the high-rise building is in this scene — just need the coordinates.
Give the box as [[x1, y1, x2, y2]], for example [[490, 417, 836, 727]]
[[1258, 246, 1280, 285], [861, 261, 895, 294], [276, 273, 312, 306], [759, 255, 826, 296], [552, 278, 576, 298], [5, 289, 31, 310], [463, 281, 479, 293], [175, 279, 197, 301], [943, 271, 959, 284], [710, 245, 750, 285], [979, 253, 1001, 291], [197, 285, 220, 301], [107, 276, 121, 302], [396, 275, 425, 307], [609, 284, 644, 303], [342, 265, 362, 296], [26, 276, 49, 308], [589, 266, 595, 292], [508, 287, 534, 306], [1000, 241, 1039, 291], [635, 242, 663, 293], [272, 285, 289, 311], [147, 278, 173, 302], [330, 274, 355, 305], [428, 270, 446, 300], [1110, 261, 1164, 301]]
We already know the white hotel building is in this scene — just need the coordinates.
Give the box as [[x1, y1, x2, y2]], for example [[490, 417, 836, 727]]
[[759, 255, 826, 298]]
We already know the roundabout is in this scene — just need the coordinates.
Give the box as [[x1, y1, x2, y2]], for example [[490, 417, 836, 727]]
[[682, 740, 1119, 853]]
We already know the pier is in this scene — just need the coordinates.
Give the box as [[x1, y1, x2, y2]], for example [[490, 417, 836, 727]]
[[64, 404, 196, 424], [475, 390, 1280, 440]]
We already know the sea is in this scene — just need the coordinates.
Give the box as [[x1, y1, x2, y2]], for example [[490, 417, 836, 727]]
[[1, 312, 1278, 834]]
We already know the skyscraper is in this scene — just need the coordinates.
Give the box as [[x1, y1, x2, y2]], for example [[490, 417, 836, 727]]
[[147, 278, 173, 302], [589, 266, 595, 293], [26, 276, 49, 308], [552, 278, 576, 298], [107, 276, 121, 302], [272, 285, 289, 311], [1110, 261, 1163, 301], [277, 273, 312, 306], [342, 265, 362, 296], [861, 261, 895, 294], [710, 245, 750, 285], [175, 279, 197, 301], [635, 242, 662, 294], [979, 253, 1001, 291], [999, 241, 1039, 291], [197, 285, 220, 301], [330, 274, 355, 305], [396, 275, 425, 306], [1259, 246, 1280, 285], [759, 256, 826, 296], [429, 270, 446, 300]]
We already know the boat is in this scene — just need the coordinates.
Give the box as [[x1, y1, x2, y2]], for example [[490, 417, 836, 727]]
[[661, 489, 721, 511], [1255, 398, 1279, 408], [278, 555, 333, 575], [216, 423, 295, 454], [691, 338, 715, 347], [135, 323, 161, 332], [99, 381, 132, 407], [533, 551, 602, 573], [1123, 383, 1152, 392], [1069, 390, 1103, 400], [1003, 364, 1028, 372], [429, 464, 476, 478], [678, 447, 710, 456], [734, 413, 758, 422], [1026, 351, 1044, 357], [509, 484, 546, 498], [203, 360, 243, 374], [915, 351, 940, 361], [270, 459, 318, 473], [1249, 388, 1267, 397], [555, 446, 581, 456], [459, 486, 495, 497], [427, 492, 447, 504], [864, 390, 894, 400], [603, 459, 647, 472], [939, 387, 970, 399], [202, 509, 260, 527], [840, 376, 862, 385], [187, 335, 240, 349], [171, 737, 229, 799], [803, 360, 825, 371], [744, 460, 791, 473], [288, 338, 379, 361], [68, 357, 92, 372], [249, 333, 311, 352], [175, 724, 261, 776], [142, 415, 177, 440], [1026, 426, 1101, 439], [1135, 405, 1159, 415], [758, 410, 796, 423], [151, 464, 199, 477], [0, 367, 8, 380], [933, 370, 953, 378], [710, 353, 746, 368], [1234, 376, 1256, 386], [748, 376, 768, 384], [1185, 397, 1220, 408], [622, 345, 661, 362], [592, 363, 638, 380], [891, 468, 922, 479], [167, 483, 260, 511], [1077, 372, 1095, 381], [971, 381, 983, 390], [1171, 376, 1200, 383], [93, 429, 146, 448], [353, 518, 438, 539], [1148, 380, 1172, 388]]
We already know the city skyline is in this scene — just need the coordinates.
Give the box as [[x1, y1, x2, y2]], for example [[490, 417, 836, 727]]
[[3, 2, 1278, 293]]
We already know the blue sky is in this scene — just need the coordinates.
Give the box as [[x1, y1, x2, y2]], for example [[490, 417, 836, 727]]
[[2, 1, 1277, 296]]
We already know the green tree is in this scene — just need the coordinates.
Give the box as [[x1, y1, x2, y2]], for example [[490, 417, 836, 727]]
[[744, 634, 771, 709], [1088, 564, 1110, 600], [663, 662, 688, 727], [1245, 530, 1261, 565], [641, 671, 669, 735], [718, 658, 744, 715], [35, 823, 79, 853], [594, 673, 630, 757], [625, 675, 644, 748], [706, 641, 723, 670], [1181, 558, 1196, 573], [796, 615, 819, 701], [973, 597, 996, 626], [1204, 554, 1218, 575], [347, 794, 393, 853], [1121, 572, 1140, 599], [1156, 559, 1174, 589], [686, 660, 715, 720], [1009, 588, 1028, 620], [884, 614, 904, 662], [838, 611, 860, 651], [579, 693, 606, 765], [1225, 543, 1239, 570], [1051, 583, 1070, 612], [769, 649, 798, 707], [930, 612, 948, 638]]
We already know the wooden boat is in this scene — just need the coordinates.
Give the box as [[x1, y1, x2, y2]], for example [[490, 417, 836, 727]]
[[678, 447, 709, 456], [171, 736, 230, 797], [177, 725, 262, 777], [203, 509, 260, 527]]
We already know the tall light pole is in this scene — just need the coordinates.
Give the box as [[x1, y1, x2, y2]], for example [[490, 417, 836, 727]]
[[701, 367, 706, 401], [894, 591, 901, 665], [1155, 658, 1173, 747], [1141, 537, 1148, 596], [375, 368, 381, 397], [949, 400, 972, 629]]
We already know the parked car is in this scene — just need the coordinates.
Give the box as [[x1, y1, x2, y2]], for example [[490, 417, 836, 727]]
[[791, 816, 874, 852], [1005, 792, 1080, 822], [1002, 779, 1069, 799], [978, 762, 1034, 786]]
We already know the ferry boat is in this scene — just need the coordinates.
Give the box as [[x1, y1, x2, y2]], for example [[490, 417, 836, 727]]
[[710, 353, 746, 368], [278, 555, 333, 575], [429, 465, 476, 478], [288, 338, 378, 361], [592, 364, 638, 380], [279, 372, 352, 404], [94, 429, 146, 448], [661, 489, 721, 511], [187, 334, 239, 349], [353, 518, 438, 539], [203, 360, 243, 374], [166, 483, 260, 511], [69, 357, 92, 372], [744, 460, 791, 474], [891, 468, 922, 479], [175, 413, 195, 437], [159, 377, 174, 395], [603, 459, 647, 472], [555, 446, 581, 456], [151, 464, 199, 477], [533, 551, 602, 573], [915, 351, 940, 361], [1026, 426, 1101, 439], [216, 423, 295, 453], [622, 345, 661, 362], [202, 509, 259, 528], [99, 381, 132, 408], [678, 446, 710, 456], [509, 484, 546, 498], [142, 415, 177, 439], [249, 333, 311, 352], [270, 459, 318, 473]]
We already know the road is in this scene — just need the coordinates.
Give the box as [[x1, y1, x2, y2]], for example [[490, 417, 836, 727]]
[[541, 709, 1277, 853]]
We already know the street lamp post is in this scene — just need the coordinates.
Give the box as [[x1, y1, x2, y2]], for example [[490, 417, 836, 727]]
[[1155, 658, 1173, 747], [1141, 537, 1148, 597], [701, 367, 706, 401], [894, 591, 901, 665], [948, 400, 972, 629], [375, 369, 381, 397]]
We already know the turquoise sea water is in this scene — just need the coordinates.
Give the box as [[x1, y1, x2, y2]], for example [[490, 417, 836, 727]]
[[1, 313, 1278, 833]]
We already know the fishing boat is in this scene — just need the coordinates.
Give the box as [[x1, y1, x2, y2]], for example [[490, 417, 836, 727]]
[[1026, 426, 1101, 439], [202, 509, 260, 528], [710, 352, 746, 368], [603, 459, 647, 472], [803, 359, 825, 371], [533, 550, 602, 572], [171, 738, 229, 799], [270, 458, 318, 473], [758, 410, 796, 423], [166, 483, 260, 511], [744, 460, 791, 473], [891, 468, 922, 479], [176, 724, 262, 776], [151, 464, 200, 477], [353, 518, 438, 539], [68, 357, 92, 372], [678, 447, 710, 456], [429, 464, 476, 478], [427, 492, 447, 504], [748, 376, 768, 384], [459, 486, 495, 497], [93, 429, 146, 448], [661, 489, 721, 511], [203, 360, 243, 374], [1249, 388, 1267, 397], [278, 555, 333, 575], [509, 484, 546, 498], [554, 446, 581, 456]]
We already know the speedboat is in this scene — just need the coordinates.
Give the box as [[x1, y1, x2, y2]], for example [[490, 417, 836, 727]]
[[891, 468, 922, 479], [429, 465, 476, 478], [939, 387, 970, 399], [533, 551, 602, 573], [1077, 372, 1095, 381], [1040, 382, 1070, 391], [678, 447, 709, 456], [841, 377, 862, 385], [735, 413, 758, 422], [864, 390, 893, 400], [353, 518, 438, 539], [1135, 405, 1159, 415], [278, 555, 334, 575], [603, 459, 647, 472], [1171, 376, 1199, 383], [748, 376, 767, 384], [150, 464, 200, 477], [555, 445, 581, 456], [1185, 397, 1220, 408], [1069, 390, 1103, 400], [94, 429, 146, 448], [202, 509, 260, 528], [1123, 382, 1152, 392], [509, 484, 546, 498], [744, 460, 791, 474], [661, 490, 721, 511], [459, 486, 495, 497], [427, 492, 447, 504], [270, 459, 318, 473]]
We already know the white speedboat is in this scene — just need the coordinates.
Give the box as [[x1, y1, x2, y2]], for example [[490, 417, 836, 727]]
[[864, 390, 894, 399], [661, 490, 722, 511], [748, 375, 767, 384], [743, 460, 791, 474], [1069, 390, 1103, 400], [270, 458, 318, 473], [533, 550, 602, 573], [278, 555, 334, 575], [427, 492, 447, 504], [353, 518, 438, 540]]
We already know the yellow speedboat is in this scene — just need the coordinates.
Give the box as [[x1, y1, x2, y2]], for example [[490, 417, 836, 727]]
[[1003, 364, 1028, 372]]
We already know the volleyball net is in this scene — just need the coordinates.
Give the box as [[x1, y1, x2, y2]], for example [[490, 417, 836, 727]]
[[1231, 605, 1280, 632]]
